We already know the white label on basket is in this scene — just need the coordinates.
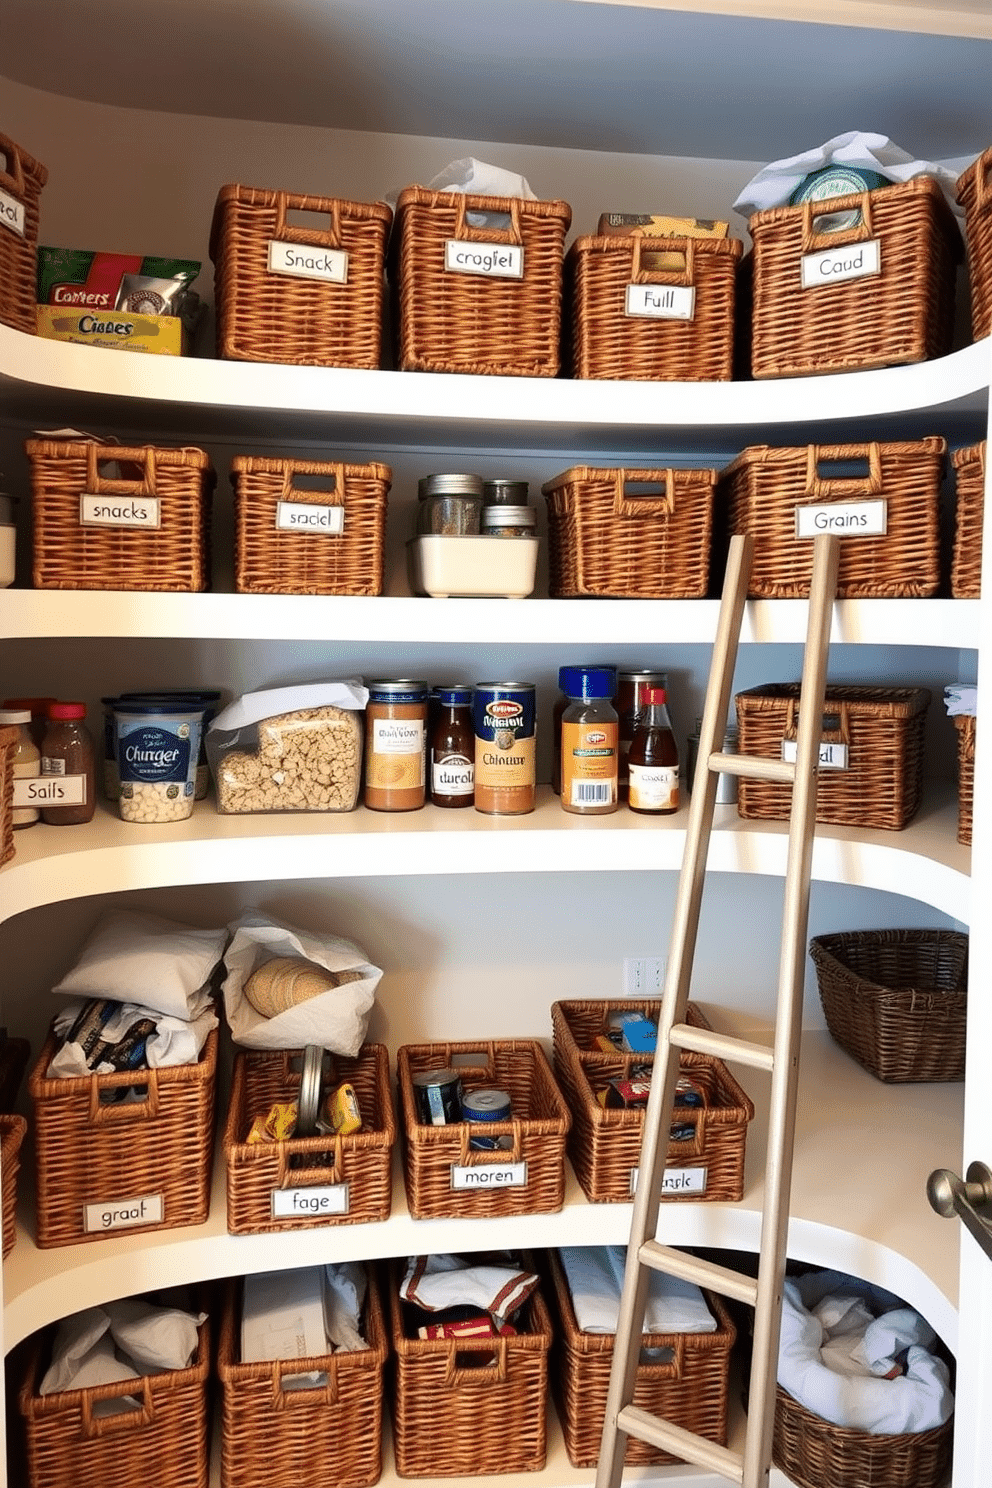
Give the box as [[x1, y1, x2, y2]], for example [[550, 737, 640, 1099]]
[[271, 1183, 350, 1218], [0, 187, 25, 236], [796, 500, 887, 538], [782, 738, 849, 769], [84, 1193, 164, 1233], [625, 283, 695, 320], [79, 493, 160, 529], [630, 1166, 707, 1196], [276, 500, 345, 534], [13, 774, 87, 806], [268, 240, 348, 283], [801, 237, 881, 289], [450, 1161, 527, 1189], [444, 240, 524, 279]]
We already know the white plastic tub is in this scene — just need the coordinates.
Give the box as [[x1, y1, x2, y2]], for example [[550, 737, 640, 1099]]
[[407, 535, 538, 598]]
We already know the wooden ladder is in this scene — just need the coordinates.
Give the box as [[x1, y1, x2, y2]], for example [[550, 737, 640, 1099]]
[[594, 530, 842, 1488]]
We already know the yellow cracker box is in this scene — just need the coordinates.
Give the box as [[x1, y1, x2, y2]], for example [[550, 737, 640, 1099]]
[[36, 304, 188, 355]]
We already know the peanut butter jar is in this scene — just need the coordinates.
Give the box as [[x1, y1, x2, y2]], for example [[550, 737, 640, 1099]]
[[364, 680, 429, 811]]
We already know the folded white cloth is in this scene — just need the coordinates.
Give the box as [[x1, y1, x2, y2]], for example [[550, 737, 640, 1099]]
[[51, 909, 227, 1021], [40, 1299, 204, 1397], [400, 1253, 539, 1325], [323, 1262, 368, 1353], [559, 1246, 716, 1335], [733, 131, 961, 218], [944, 684, 977, 717]]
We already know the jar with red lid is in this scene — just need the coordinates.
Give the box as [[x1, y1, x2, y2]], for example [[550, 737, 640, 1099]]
[[616, 668, 669, 800], [40, 701, 96, 825]]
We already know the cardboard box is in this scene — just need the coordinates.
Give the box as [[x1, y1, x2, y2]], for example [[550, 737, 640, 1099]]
[[36, 303, 188, 355]]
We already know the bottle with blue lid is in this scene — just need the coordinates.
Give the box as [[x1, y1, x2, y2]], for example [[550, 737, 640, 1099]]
[[429, 684, 474, 808], [559, 665, 619, 816]]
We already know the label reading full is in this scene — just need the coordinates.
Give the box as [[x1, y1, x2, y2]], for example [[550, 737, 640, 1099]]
[[450, 1160, 527, 1190], [801, 237, 881, 289], [13, 774, 87, 806], [271, 1183, 349, 1218], [0, 187, 25, 237], [782, 738, 849, 770], [84, 1192, 164, 1233], [268, 240, 348, 283], [444, 240, 524, 279], [80, 492, 160, 529], [276, 500, 345, 534], [796, 500, 887, 538], [625, 283, 695, 320], [630, 1166, 707, 1196]]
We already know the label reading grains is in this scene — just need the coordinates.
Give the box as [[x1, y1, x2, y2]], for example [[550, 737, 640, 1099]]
[[80, 493, 160, 529], [0, 187, 25, 237], [801, 238, 881, 289], [268, 240, 348, 283], [795, 500, 887, 538], [444, 240, 524, 279], [625, 283, 695, 320]]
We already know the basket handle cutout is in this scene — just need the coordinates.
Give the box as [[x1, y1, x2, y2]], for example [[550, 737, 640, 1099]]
[[805, 444, 883, 500], [276, 1134, 345, 1186], [631, 236, 694, 285], [614, 470, 676, 520], [445, 1336, 509, 1386], [784, 700, 849, 743], [282, 467, 346, 504], [457, 1117, 523, 1164], [80, 1377, 154, 1437], [275, 196, 343, 246], [639, 1337, 684, 1379], [86, 443, 155, 497], [0, 140, 26, 195], [802, 191, 874, 251], [448, 1045, 498, 1076], [272, 1359, 338, 1408], [453, 194, 523, 244], [88, 1070, 161, 1125], [974, 151, 992, 209]]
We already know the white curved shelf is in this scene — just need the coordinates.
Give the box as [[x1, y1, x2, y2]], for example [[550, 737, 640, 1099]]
[[3, 1033, 960, 1353], [0, 788, 970, 927]]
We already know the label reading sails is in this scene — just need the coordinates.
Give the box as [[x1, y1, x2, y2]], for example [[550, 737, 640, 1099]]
[[625, 283, 695, 320], [268, 240, 348, 284], [444, 240, 524, 279], [271, 1184, 349, 1218], [84, 1193, 164, 1233], [796, 500, 887, 538], [80, 493, 160, 529], [0, 187, 26, 237], [13, 775, 87, 807], [276, 500, 345, 534], [451, 1161, 527, 1190], [630, 1166, 707, 1196], [801, 238, 881, 289], [782, 738, 849, 770]]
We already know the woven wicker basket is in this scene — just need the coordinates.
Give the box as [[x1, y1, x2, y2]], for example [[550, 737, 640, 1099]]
[[954, 713, 975, 847], [773, 1383, 954, 1488], [26, 439, 214, 592], [0, 722, 17, 867], [542, 465, 716, 598], [19, 1309, 211, 1488], [0, 1033, 30, 1111], [28, 1025, 217, 1248], [746, 176, 962, 379], [810, 928, 967, 1084], [218, 1267, 387, 1488], [396, 1038, 571, 1220], [951, 440, 985, 599], [568, 234, 743, 381], [735, 683, 931, 831], [211, 183, 392, 367], [546, 1247, 736, 1468], [718, 438, 945, 599], [0, 130, 48, 334], [391, 186, 571, 376], [1, 1112, 27, 1259], [388, 1253, 552, 1478], [223, 1044, 396, 1234], [550, 999, 754, 1204], [230, 455, 391, 595], [956, 144, 992, 342]]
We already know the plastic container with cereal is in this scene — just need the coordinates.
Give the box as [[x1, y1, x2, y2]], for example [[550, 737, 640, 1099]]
[[207, 681, 367, 814]]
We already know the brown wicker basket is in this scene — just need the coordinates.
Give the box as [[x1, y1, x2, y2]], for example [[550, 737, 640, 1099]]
[[718, 438, 945, 599], [218, 1266, 387, 1488], [26, 439, 214, 592], [223, 1043, 396, 1234], [568, 234, 743, 381], [396, 1039, 571, 1220], [210, 183, 392, 367], [391, 185, 571, 376], [541, 465, 716, 598], [19, 1308, 210, 1488], [0, 130, 48, 334], [546, 1247, 736, 1468], [28, 1025, 217, 1248], [954, 713, 975, 847], [230, 455, 391, 595], [951, 440, 985, 599], [1, 1112, 27, 1259], [810, 928, 967, 1084], [550, 999, 754, 1204], [0, 1033, 30, 1110], [773, 1382, 954, 1488], [956, 144, 992, 342], [735, 683, 931, 831], [746, 176, 962, 379], [0, 722, 17, 867], [388, 1253, 552, 1478]]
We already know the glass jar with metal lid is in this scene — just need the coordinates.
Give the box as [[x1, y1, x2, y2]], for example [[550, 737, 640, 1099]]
[[416, 473, 484, 536], [483, 478, 529, 506], [364, 679, 429, 811], [481, 505, 536, 538]]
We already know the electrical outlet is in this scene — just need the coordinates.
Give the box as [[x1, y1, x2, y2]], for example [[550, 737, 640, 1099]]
[[622, 956, 666, 996]]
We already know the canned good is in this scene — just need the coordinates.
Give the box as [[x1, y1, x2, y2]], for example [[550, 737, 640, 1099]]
[[412, 1067, 463, 1126], [295, 1043, 325, 1136], [473, 682, 537, 816], [463, 1087, 513, 1150]]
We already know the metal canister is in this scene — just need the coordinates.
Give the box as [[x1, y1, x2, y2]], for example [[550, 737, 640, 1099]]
[[295, 1043, 325, 1136], [483, 479, 529, 507], [473, 682, 537, 816], [412, 1067, 463, 1126], [463, 1087, 513, 1150]]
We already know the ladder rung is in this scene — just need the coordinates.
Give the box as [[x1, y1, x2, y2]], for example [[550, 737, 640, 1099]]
[[710, 750, 795, 784], [670, 1021, 775, 1073], [617, 1406, 745, 1484], [639, 1240, 760, 1308]]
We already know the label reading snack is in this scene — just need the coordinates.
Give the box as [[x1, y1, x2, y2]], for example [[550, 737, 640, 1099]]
[[268, 240, 348, 283], [630, 1166, 706, 1196], [801, 238, 881, 289], [80, 493, 160, 529], [795, 500, 887, 538], [0, 187, 25, 237], [271, 1184, 349, 1218], [276, 500, 345, 534], [450, 1161, 527, 1190], [84, 1193, 164, 1232], [781, 738, 849, 769], [625, 283, 695, 320], [444, 240, 524, 279]]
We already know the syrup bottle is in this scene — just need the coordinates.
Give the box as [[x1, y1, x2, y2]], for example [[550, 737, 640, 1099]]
[[627, 687, 679, 815]]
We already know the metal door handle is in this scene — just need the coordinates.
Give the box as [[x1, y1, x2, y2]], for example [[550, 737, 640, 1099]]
[[927, 1161, 992, 1264]]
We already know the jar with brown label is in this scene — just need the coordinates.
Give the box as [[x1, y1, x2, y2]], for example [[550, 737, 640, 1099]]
[[364, 680, 429, 812], [559, 666, 618, 815], [429, 685, 475, 807], [473, 683, 536, 815], [40, 701, 96, 825]]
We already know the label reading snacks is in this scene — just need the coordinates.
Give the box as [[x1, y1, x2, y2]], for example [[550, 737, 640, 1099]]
[[271, 1183, 349, 1218], [801, 238, 881, 289], [84, 1193, 164, 1233], [268, 240, 348, 283], [625, 283, 695, 320], [630, 1166, 707, 1196], [795, 500, 887, 538], [80, 493, 160, 529], [444, 241, 524, 279], [0, 187, 25, 236], [276, 500, 345, 534], [782, 738, 849, 770], [451, 1160, 527, 1190]]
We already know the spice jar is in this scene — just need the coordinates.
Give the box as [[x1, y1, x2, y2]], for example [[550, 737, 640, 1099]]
[[473, 683, 537, 816], [364, 680, 429, 812], [416, 473, 484, 536], [40, 701, 95, 825], [551, 664, 613, 795], [481, 505, 536, 538], [0, 708, 41, 828], [628, 687, 679, 815], [483, 479, 529, 507], [429, 685, 475, 808], [616, 668, 669, 799], [559, 666, 619, 816]]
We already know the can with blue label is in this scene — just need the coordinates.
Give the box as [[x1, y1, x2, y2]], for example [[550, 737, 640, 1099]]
[[473, 682, 536, 816], [463, 1087, 513, 1150], [114, 701, 202, 823]]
